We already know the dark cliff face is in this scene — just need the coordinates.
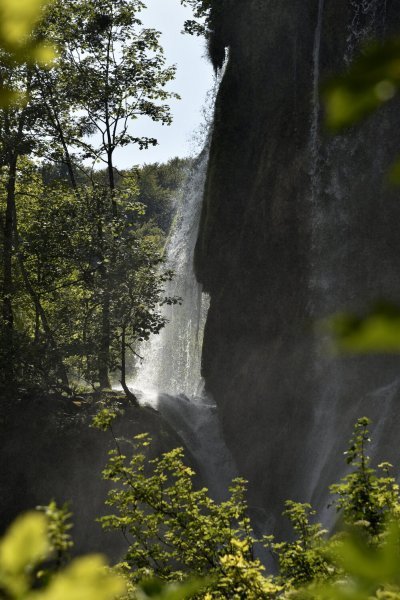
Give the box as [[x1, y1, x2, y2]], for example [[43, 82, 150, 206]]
[[0, 398, 197, 557], [195, 0, 400, 533]]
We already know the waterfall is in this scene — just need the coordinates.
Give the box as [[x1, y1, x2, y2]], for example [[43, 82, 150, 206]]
[[306, 0, 391, 516], [306, 0, 343, 519], [131, 148, 237, 500], [133, 151, 209, 398], [346, 0, 383, 63], [309, 0, 324, 207]]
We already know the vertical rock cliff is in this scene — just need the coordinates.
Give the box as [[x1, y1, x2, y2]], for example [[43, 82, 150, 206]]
[[195, 0, 400, 533]]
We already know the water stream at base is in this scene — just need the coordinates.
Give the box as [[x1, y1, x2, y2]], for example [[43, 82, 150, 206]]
[[129, 149, 237, 500]]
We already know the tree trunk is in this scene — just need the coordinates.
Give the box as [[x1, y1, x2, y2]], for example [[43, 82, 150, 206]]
[[38, 71, 80, 193], [107, 149, 117, 217], [120, 325, 138, 405], [120, 325, 127, 390], [12, 204, 70, 391], [1, 154, 18, 386], [98, 284, 111, 389]]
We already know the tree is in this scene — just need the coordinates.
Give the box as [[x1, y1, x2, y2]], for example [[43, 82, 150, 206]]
[[0, 0, 181, 395], [133, 158, 190, 232], [92, 414, 400, 599], [0, 63, 57, 391], [180, 0, 212, 37], [94, 424, 277, 599], [39, 0, 178, 388]]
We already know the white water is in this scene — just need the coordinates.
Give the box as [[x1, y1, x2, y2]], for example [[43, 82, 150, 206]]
[[309, 0, 325, 208], [307, 0, 389, 514], [130, 149, 237, 499], [346, 0, 383, 63], [133, 151, 209, 398]]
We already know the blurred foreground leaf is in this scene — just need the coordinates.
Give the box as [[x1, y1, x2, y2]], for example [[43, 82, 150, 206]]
[[325, 303, 400, 353], [32, 555, 126, 600], [0, 0, 55, 106], [0, 513, 49, 596], [0, 0, 54, 63], [137, 577, 210, 600], [309, 522, 400, 600], [388, 158, 400, 185], [0, 512, 126, 599], [324, 38, 400, 130]]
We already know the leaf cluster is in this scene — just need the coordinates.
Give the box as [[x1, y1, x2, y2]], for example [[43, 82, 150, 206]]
[[100, 433, 278, 598], [0, 511, 126, 599]]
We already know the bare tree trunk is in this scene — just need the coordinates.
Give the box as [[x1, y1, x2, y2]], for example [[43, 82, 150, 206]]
[[98, 283, 111, 389], [96, 189, 111, 390], [120, 325, 138, 405]]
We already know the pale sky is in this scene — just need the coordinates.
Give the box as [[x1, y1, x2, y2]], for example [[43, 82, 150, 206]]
[[113, 0, 215, 168]]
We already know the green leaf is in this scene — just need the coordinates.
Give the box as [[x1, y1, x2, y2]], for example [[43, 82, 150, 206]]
[[0, 512, 49, 573], [137, 577, 210, 600], [387, 158, 400, 185], [324, 38, 400, 130], [326, 304, 400, 353], [29, 555, 126, 600], [0, 512, 49, 596]]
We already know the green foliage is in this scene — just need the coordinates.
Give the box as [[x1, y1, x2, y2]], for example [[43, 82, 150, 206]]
[[134, 577, 210, 600], [133, 158, 191, 232], [5, 418, 400, 598], [0, 157, 185, 393], [37, 501, 74, 567], [324, 39, 400, 131], [100, 433, 278, 598], [295, 520, 400, 600], [0, 0, 186, 395], [262, 418, 400, 598], [330, 418, 399, 537], [326, 303, 400, 355], [0, 0, 55, 106], [44, 0, 178, 163], [265, 502, 330, 589], [92, 406, 122, 432], [93, 417, 400, 598], [180, 0, 211, 37], [0, 512, 49, 596], [0, 511, 126, 599]]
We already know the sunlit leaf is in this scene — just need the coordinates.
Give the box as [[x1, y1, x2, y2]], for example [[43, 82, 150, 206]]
[[0, 0, 48, 43], [137, 577, 210, 600], [0, 0, 55, 74], [0, 512, 49, 572], [0, 512, 49, 596], [29, 555, 126, 600]]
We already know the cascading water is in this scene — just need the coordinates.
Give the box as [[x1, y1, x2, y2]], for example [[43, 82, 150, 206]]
[[131, 148, 237, 500], [346, 0, 385, 63], [134, 151, 209, 399], [306, 0, 343, 514], [307, 0, 392, 519]]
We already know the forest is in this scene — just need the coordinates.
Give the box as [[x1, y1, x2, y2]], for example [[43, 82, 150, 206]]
[[2, 0, 400, 599]]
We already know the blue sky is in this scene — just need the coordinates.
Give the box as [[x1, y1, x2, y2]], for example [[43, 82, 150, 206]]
[[114, 0, 215, 168]]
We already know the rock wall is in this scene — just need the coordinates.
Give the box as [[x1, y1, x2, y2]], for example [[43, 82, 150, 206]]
[[0, 396, 195, 557], [195, 0, 400, 534]]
